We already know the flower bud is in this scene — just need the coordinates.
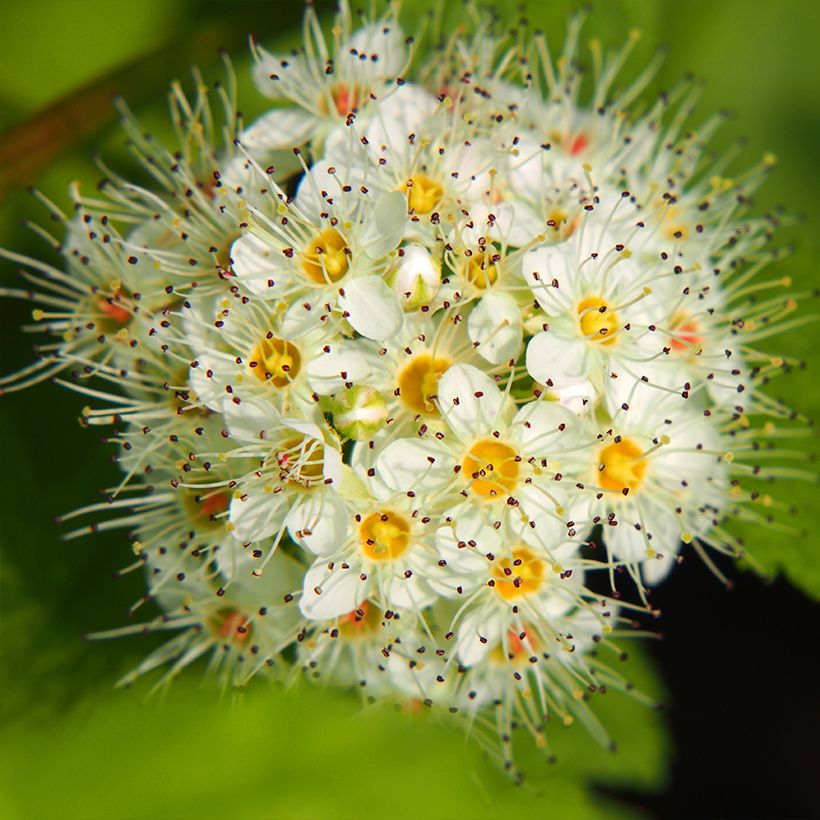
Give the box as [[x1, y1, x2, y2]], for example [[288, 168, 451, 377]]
[[388, 245, 440, 311], [330, 385, 388, 440]]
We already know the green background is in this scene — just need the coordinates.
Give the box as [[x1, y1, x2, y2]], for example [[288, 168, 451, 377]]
[[1, 1, 818, 818]]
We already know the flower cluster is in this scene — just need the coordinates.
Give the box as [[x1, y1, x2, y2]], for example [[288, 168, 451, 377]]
[[2, 2, 809, 772]]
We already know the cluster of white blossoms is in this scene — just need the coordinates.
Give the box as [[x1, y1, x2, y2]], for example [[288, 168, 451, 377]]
[[2, 2, 810, 771]]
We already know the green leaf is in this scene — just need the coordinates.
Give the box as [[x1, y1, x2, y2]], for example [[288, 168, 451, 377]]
[[0, 647, 666, 820]]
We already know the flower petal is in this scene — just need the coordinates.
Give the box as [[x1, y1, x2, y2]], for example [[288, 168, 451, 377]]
[[230, 233, 286, 296], [229, 485, 288, 543], [525, 331, 590, 391], [467, 291, 523, 365], [240, 109, 317, 152], [299, 560, 366, 621], [437, 363, 504, 442], [357, 191, 409, 260], [286, 492, 350, 556], [376, 437, 453, 493], [338, 275, 404, 341]]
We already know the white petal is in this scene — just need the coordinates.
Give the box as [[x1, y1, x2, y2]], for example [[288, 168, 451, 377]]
[[437, 363, 504, 441], [229, 486, 288, 543], [467, 292, 523, 365], [456, 609, 503, 667], [230, 233, 286, 296], [389, 244, 440, 311], [299, 561, 366, 621], [553, 380, 597, 415], [188, 354, 231, 413], [240, 109, 317, 152], [339, 275, 404, 341], [225, 397, 280, 442], [307, 341, 381, 395], [525, 331, 590, 390], [388, 573, 436, 612], [376, 437, 453, 493], [522, 245, 569, 314], [286, 492, 350, 556], [513, 399, 581, 457], [357, 191, 408, 259]]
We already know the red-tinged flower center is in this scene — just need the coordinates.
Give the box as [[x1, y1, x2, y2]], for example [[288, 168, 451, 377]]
[[319, 82, 363, 116], [338, 601, 382, 637], [670, 314, 704, 355], [199, 491, 231, 520], [215, 610, 250, 643], [98, 291, 131, 326], [568, 132, 589, 155]]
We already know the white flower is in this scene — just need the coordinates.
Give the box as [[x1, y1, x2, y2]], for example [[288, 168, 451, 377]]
[[581, 391, 731, 586], [247, 6, 409, 152], [522, 202, 688, 414], [377, 364, 587, 557], [230, 162, 409, 341]]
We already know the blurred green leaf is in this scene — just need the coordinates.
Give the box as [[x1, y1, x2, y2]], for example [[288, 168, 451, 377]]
[[0, 648, 665, 820]]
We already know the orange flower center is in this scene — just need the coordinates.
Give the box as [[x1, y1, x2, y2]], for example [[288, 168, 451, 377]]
[[401, 175, 444, 215], [598, 438, 647, 492], [461, 440, 519, 498], [397, 353, 451, 416], [577, 296, 619, 345], [301, 228, 349, 284], [492, 548, 545, 600], [249, 336, 301, 388], [359, 510, 411, 561]]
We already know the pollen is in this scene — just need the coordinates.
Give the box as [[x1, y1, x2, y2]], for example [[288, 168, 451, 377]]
[[598, 438, 648, 492], [492, 548, 545, 600], [360, 510, 411, 560], [249, 336, 302, 388], [402, 175, 444, 214], [301, 228, 350, 284], [462, 439, 520, 498], [397, 353, 451, 415], [577, 296, 619, 345]]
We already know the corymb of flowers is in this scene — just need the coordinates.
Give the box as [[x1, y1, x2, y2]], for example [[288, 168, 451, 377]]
[[2, 1, 813, 776]]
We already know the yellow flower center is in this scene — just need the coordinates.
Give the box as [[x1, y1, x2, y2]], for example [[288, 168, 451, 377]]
[[461, 439, 519, 498], [401, 175, 444, 214], [464, 251, 499, 290], [301, 228, 349, 284], [275, 436, 326, 488], [396, 353, 451, 416], [359, 510, 411, 561], [492, 548, 545, 600], [577, 296, 619, 345], [598, 438, 647, 492], [249, 336, 301, 388]]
